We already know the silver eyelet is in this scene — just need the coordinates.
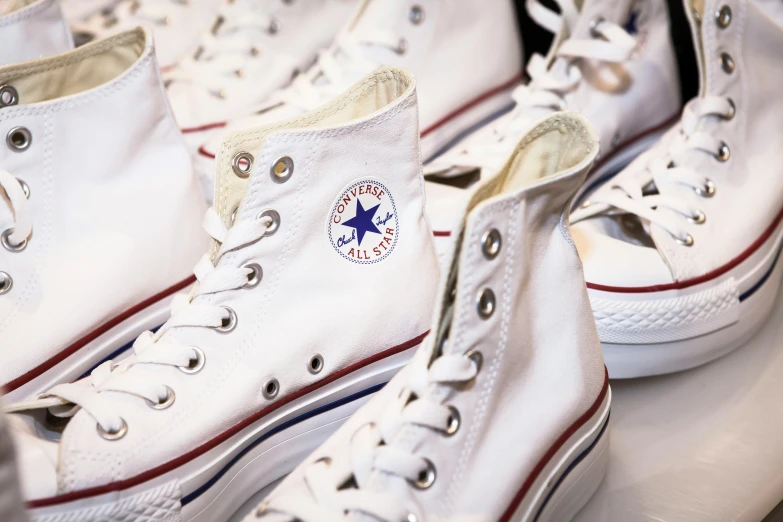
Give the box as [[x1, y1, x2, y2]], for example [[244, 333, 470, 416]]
[[0, 85, 18, 107], [409, 5, 424, 24], [242, 262, 263, 289], [308, 354, 324, 374], [716, 5, 732, 28], [688, 210, 706, 224], [406, 514, 419, 522], [17, 178, 30, 199], [147, 386, 175, 410], [0, 271, 12, 295], [215, 306, 237, 333], [270, 156, 294, 183], [396, 38, 408, 55], [443, 405, 460, 436], [476, 288, 496, 319], [715, 141, 730, 162], [231, 151, 254, 178], [464, 349, 483, 374], [724, 98, 736, 120], [268, 18, 279, 35], [6, 127, 31, 152], [179, 347, 206, 374], [694, 179, 716, 198], [720, 52, 735, 74], [262, 378, 279, 399], [589, 16, 605, 38], [1, 228, 28, 252], [481, 229, 502, 259], [674, 233, 694, 247], [97, 418, 128, 440], [257, 209, 281, 236], [411, 458, 436, 489]]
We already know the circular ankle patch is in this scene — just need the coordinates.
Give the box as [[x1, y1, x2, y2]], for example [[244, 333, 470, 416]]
[[328, 179, 398, 264]]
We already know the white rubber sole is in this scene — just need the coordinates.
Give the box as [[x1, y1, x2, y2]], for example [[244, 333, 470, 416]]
[[3, 281, 189, 403], [27, 342, 420, 522], [510, 388, 611, 522]]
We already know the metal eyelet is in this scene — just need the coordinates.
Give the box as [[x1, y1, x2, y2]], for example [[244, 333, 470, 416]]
[[242, 262, 263, 288], [589, 16, 605, 38], [17, 178, 30, 199], [694, 179, 716, 198], [0, 85, 18, 107], [6, 127, 31, 152], [97, 418, 128, 440], [443, 406, 460, 436], [396, 38, 408, 55], [481, 229, 502, 259], [724, 98, 736, 120], [308, 354, 324, 374], [715, 141, 730, 162], [262, 378, 279, 399], [1, 229, 28, 252], [464, 349, 483, 374], [688, 210, 706, 224], [255, 502, 268, 518], [674, 233, 694, 247], [179, 347, 206, 374], [409, 5, 424, 24], [268, 18, 279, 35], [215, 306, 237, 333], [406, 514, 419, 522], [720, 52, 735, 74], [257, 209, 281, 236], [0, 271, 12, 295], [147, 386, 175, 410], [476, 288, 496, 319], [716, 5, 732, 28], [411, 458, 436, 489], [270, 156, 294, 183], [231, 151, 254, 178]]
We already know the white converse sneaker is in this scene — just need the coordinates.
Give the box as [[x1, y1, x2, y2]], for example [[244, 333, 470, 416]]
[[1, 0, 73, 65], [73, 0, 220, 69], [167, 0, 358, 145], [424, 0, 682, 265], [194, 0, 523, 203], [60, 0, 122, 22], [10, 67, 439, 522], [570, 0, 783, 378], [252, 113, 608, 522], [0, 28, 207, 401]]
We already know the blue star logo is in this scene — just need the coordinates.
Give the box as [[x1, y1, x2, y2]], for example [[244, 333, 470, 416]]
[[342, 199, 382, 246]]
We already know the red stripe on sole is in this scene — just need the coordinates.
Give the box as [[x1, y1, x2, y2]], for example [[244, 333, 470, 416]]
[[499, 368, 610, 522], [26, 330, 430, 508], [182, 121, 228, 134], [2, 276, 196, 394], [198, 145, 216, 160]]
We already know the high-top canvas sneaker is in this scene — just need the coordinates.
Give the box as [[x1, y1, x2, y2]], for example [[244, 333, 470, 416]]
[[0, 28, 207, 401], [1, 0, 73, 65], [251, 112, 609, 522], [424, 0, 681, 264], [73, 0, 220, 69], [60, 0, 121, 22], [195, 0, 523, 203], [168, 0, 359, 151], [570, 0, 783, 378], [10, 68, 439, 522]]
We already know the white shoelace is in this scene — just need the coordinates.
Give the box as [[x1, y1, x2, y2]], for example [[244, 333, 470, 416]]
[[571, 96, 734, 243], [82, 0, 191, 31], [438, 0, 636, 171], [166, 3, 291, 99], [0, 170, 31, 249], [259, 281, 479, 522], [20, 208, 272, 435]]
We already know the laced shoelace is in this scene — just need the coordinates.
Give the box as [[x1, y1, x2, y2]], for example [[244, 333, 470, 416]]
[[22, 207, 273, 437], [82, 0, 191, 31], [571, 96, 734, 245], [438, 0, 636, 171], [259, 279, 481, 522], [165, 4, 290, 99], [0, 170, 32, 251]]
